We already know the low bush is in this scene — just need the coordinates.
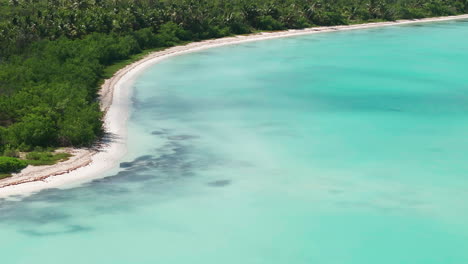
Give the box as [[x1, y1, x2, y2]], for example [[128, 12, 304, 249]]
[[0, 156, 28, 174]]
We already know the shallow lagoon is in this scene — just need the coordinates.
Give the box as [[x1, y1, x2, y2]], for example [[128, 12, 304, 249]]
[[1, 20, 468, 263]]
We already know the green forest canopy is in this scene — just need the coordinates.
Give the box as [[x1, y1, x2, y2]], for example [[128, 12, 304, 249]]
[[0, 0, 467, 154]]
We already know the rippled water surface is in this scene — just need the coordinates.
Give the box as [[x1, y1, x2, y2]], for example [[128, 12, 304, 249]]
[[2, 20, 468, 263]]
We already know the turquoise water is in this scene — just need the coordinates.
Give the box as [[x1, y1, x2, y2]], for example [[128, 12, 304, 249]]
[[2, 20, 468, 263]]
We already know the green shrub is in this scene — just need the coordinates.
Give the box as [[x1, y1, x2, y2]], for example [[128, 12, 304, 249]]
[[399, 7, 428, 19], [0, 127, 6, 153], [0, 156, 28, 173], [133, 28, 159, 50], [257, 16, 284, 30], [425, 1, 456, 16], [154, 22, 189, 47], [9, 114, 57, 147], [228, 14, 251, 34], [3, 145, 19, 157]]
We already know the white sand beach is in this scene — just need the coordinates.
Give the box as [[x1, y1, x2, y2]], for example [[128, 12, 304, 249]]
[[1, 14, 468, 198]]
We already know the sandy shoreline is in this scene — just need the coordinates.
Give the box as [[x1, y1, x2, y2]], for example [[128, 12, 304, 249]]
[[1, 14, 467, 199]]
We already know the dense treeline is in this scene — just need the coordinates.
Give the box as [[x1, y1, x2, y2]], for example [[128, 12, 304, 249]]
[[0, 0, 467, 154]]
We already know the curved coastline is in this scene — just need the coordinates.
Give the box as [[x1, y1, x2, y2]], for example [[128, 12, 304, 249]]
[[1, 14, 468, 199]]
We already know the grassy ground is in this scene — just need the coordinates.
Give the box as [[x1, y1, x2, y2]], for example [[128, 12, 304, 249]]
[[0, 173, 11, 180], [25, 152, 72, 166]]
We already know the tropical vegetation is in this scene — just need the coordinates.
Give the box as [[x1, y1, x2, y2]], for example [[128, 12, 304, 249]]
[[0, 0, 467, 174]]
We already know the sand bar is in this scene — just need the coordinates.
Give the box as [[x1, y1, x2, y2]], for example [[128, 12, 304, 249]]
[[1, 14, 468, 199]]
